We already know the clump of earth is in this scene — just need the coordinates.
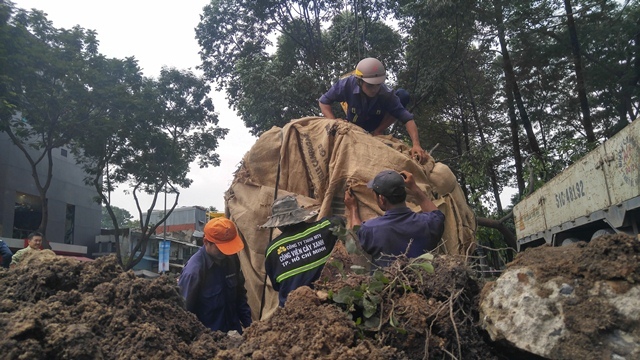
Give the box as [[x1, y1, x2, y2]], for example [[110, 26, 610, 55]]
[[0, 252, 231, 359], [2, 234, 636, 359], [481, 233, 640, 359]]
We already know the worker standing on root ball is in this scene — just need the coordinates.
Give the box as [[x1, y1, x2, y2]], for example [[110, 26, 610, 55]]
[[318, 57, 428, 164], [178, 218, 252, 333], [344, 170, 445, 268], [262, 195, 343, 306]]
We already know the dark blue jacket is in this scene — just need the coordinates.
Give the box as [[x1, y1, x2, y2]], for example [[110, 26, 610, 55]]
[[0, 240, 12, 268], [319, 76, 413, 132], [178, 246, 252, 333], [357, 207, 445, 268], [265, 217, 343, 306]]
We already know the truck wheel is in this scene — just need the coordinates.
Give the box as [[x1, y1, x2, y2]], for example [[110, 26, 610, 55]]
[[590, 229, 615, 241], [561, 237, 581, 246]]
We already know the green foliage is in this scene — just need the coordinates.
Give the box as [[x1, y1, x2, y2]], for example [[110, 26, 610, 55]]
[[101, 206, 133, 229], [327, 254, 435, 332], [197, 2, 403, 134], [331, 222, 360, 254], [74, 67, 228, 270], [0, 4, 109, 237], [475, 225, 513, 267], [0, 3, 228, 269], [330, 269, 387, 328]]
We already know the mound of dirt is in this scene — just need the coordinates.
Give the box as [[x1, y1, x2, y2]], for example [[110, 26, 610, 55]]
[[509, 233, 640, 284], [11, 239, 617, 359], [0, 252, 232, 360], [216, 286, 401, 360], [317, 249, 502, 360], [480, 234, 640, 359], [2, 247, 508, 359]]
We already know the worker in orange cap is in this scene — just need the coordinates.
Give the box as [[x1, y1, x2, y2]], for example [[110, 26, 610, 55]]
[[178, 217, 252, 333]]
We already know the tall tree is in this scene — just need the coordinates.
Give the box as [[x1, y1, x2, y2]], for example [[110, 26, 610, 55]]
[[74, 67, 228, 270], [0, 5, 98, 247], [194, 0, 640, 251], [197, 1, 401, 134], [101, 206, 133, 229], [563, 0, 595, 143]]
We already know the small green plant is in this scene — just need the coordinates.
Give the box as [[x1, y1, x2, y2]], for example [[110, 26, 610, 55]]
[[329, 269, 388, 329], [327, 253, 436, 332], [330, 223, 364, 256]]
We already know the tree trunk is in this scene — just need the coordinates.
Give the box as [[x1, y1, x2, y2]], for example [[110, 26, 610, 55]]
[[477, 216, 517, 250], [564, 0, 596, 143], [7, 129, 54, 249], [495, 0, 542, 159], [463, 62, 504, 212], [505, 70, 526, 195], [35, 148, 55, 249], [454, 110, 472, 201]]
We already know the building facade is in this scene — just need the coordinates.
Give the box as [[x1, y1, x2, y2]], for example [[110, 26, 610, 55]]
[[148, 206, 208, 236], [94, 228, 200, 274], [0, 132, 101, 255]]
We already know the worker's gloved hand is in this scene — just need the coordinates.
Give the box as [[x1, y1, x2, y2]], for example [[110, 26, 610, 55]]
[[410, 145, 428, 164]]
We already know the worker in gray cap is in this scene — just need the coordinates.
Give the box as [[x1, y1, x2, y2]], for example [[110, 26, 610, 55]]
[[344, 170, 444, 267]]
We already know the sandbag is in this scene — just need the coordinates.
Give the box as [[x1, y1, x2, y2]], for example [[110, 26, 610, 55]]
[[225, 117, 476, 320]]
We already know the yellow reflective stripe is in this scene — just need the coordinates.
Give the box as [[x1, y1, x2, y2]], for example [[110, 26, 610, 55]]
[[340, 70, 355, 79], [275, 254, 331, 283], [265, 220, 331, 257]]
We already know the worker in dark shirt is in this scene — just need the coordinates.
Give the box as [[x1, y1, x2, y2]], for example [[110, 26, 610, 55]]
[[319, 57, 427, 163], [262, 195, 343, 306], [178, 217, 252, 333], [344, 170, 445, 268]]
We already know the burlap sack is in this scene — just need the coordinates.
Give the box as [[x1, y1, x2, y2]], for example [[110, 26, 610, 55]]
[[225, 117, 476, 320]]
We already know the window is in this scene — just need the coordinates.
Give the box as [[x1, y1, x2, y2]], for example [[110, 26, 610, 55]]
[[60, 148, 68, 157], [13, 192, 42, 239], [65, 204, 75, 244]]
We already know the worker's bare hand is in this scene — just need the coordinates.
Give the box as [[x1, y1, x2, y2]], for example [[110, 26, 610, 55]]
[[344, 189, 357, 209], [410, 145, 428, 164], [399, 171, 420, 193]]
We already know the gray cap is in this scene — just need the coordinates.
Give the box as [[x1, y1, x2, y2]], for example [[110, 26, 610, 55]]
[[260, 195, 318, 228], [367, 170, 406, 198]]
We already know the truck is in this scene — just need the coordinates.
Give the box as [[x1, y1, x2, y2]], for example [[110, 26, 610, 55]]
[[514, 119, 640, 251]]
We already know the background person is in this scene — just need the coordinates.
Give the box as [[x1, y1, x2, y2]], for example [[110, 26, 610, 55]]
[[178, 217, 252, 333], [0, 239, 13, 268], [10, 231, 43, 268]]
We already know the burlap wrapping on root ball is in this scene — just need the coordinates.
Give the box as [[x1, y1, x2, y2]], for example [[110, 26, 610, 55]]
[[225, 117, 476, 320]]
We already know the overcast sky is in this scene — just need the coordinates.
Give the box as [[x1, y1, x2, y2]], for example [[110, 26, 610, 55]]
[[13, 0, 258, 216]]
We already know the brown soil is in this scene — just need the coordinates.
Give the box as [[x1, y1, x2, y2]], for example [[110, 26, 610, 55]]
[[494, 233, 640, 359], [317, 245, 503, 360], [216, 286, 401, 360], [510, 233, 640, 284], [5, 235, 634, 359], [0, 251, 232, 359]]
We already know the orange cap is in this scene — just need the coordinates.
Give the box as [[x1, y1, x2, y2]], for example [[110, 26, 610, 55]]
[[203, 218, 244, 255]]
